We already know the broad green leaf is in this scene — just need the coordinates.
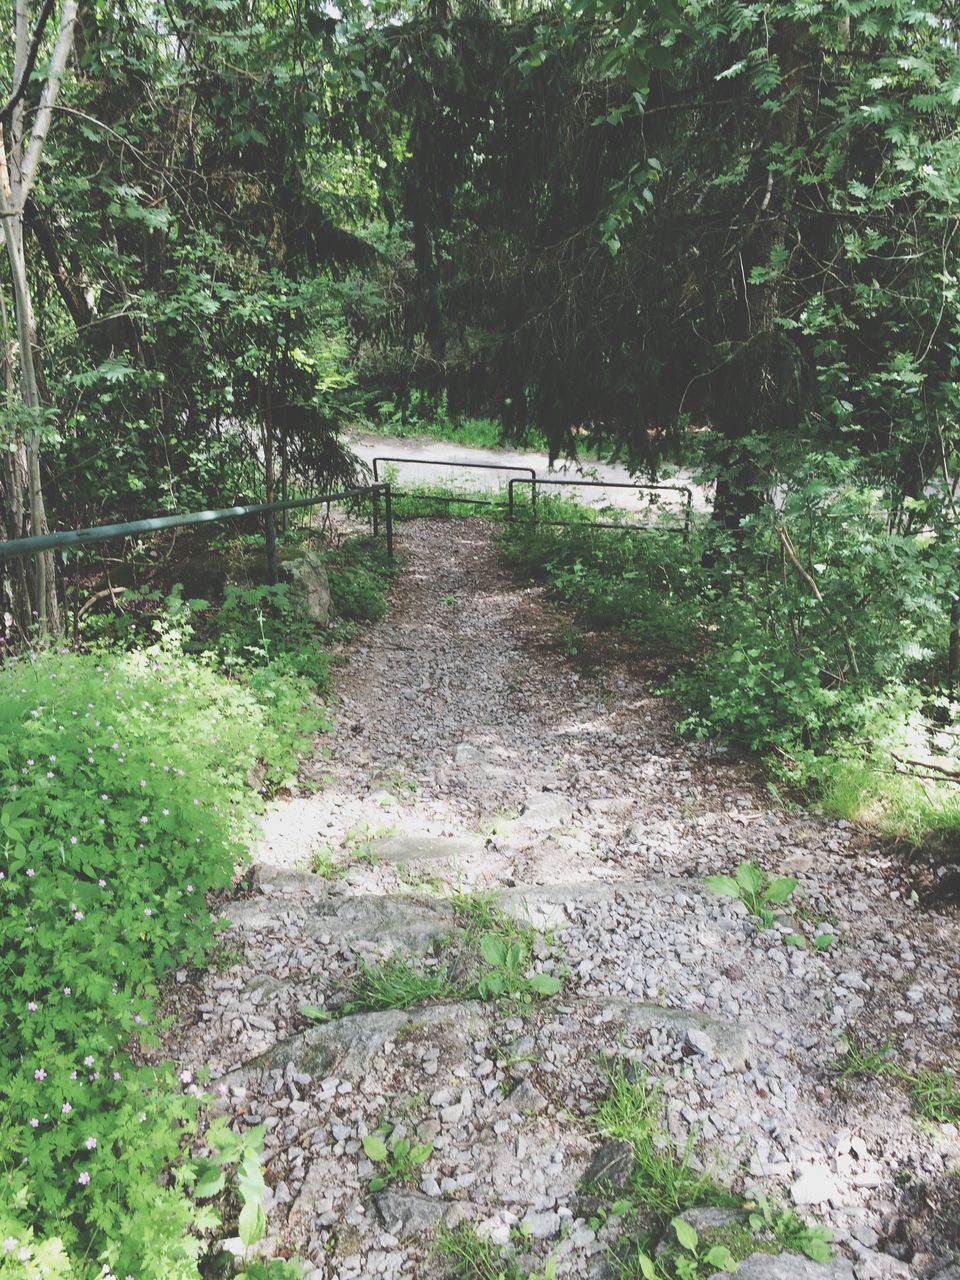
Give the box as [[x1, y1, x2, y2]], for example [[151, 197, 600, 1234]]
[[638, 1253, 657, 1280], [672, 1217, 698, 1250], [704, 1245, 737, 1271], [409, 1142, 433, 1165], [610, 1198, 634, 1216], [704, 874, 739, 897], [481, 933, 508, 966], [735, 861, 764, 895], [300, 1004, 331, 1021], [238, 1197, 266, 1247], [764, 876, 798, 903], [813, 933, 837, 950], [528, 973, 563, 996], [784, 933, 807, 948], [363, 1134, 389, 1162]]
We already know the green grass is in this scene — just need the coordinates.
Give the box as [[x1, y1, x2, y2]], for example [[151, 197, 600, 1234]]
[[830, 1034, 960, 1123], [594, 1061, 736, 1218], [435, 1224, 526, 1280], [343, 957, 458, 1014], [909, 1067, 960, 1123]]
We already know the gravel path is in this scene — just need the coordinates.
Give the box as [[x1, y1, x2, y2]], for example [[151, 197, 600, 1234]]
[[161, 519, 959, 1280]]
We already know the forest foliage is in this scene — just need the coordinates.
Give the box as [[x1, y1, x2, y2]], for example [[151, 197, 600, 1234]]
[[3, 0, 960, 1269]]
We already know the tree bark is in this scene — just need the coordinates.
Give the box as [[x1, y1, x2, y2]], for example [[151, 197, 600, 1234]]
[[706, 21, 809, 540], [0, 0, 78, 638]]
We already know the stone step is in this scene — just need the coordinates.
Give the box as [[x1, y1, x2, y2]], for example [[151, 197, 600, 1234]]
[[223, 887, 457, 952], [218, 992, 751, 1090], [494, 877, 715, 931]]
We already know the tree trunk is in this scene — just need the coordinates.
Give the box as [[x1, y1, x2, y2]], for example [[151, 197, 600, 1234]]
[[1, 208, 59, 634], [706, 22, 809, 541]]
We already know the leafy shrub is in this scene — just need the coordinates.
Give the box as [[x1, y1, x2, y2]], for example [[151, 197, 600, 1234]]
[[501, 511, 705, 653], [0, 638, 318, 1275], [325, 537, 392, 622]]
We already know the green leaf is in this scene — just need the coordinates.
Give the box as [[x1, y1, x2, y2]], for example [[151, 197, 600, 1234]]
[[638, 1253, 657, 1280], [193, 1158, 227, 1199], [704, 874, 740, 897], [813, 933, 837, 950], [409, 1142, 433, 1165], [764, 876, 798, 903], [238, 1197, 266, 1247], [480, 933, 509, 966], [363, 1134, 389, 1162], [299, 1004, 330, 1021], [704, 1245, 737, 1270], [610, 1198, 634, 1216], [784, 933, 807, 948], [672, 1217, 698, 1250], [369, 1175, 388, 1191], [528, 973, 563, 996], [735, 862, 763, 895]]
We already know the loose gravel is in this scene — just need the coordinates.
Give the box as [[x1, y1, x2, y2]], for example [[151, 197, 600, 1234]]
[[159, 518, 960, 1280]]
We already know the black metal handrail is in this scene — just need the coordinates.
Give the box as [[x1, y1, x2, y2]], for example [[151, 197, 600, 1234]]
[[507, 476, 692, 541], [0, 484, 394, 580], [371, 456, 536, 510]]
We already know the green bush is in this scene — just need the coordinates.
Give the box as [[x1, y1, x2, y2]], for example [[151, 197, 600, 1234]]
[[325, 537, 392, 621], [0, 638, 319, 1276], [501, 510, 705, 654]]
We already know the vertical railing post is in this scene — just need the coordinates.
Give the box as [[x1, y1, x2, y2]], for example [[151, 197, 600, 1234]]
[[384, 483, 394, 561], [372, 484, 380, 539], [265, 508, 279, 585]]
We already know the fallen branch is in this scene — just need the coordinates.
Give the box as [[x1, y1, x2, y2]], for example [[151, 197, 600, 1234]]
[[890, 751, 960, 780], [776, 524, 860, 677]]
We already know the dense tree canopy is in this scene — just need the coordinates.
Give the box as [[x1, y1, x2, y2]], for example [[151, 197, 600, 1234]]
[[2, 0, 960, 622]]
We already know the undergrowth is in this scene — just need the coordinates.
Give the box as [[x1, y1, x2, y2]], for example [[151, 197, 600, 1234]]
[[499, 481, 960, 846], [0, 534, 392, 1275]]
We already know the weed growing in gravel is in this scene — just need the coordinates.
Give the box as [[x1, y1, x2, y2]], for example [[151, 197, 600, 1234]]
[[830, 1033, 895, 1079], [910, 1066, 960, 1123], [704, 861, 798, 929], [382, 768, 418, 800], [362, 1127, 433, 1191], [626, 1216, 737, 1279], [831, 1034, 960, 1123], [308, 844, 349, 879], [704, 860, 836, 949], [747, 1195, 834, 1262], [594, 1061, 735, 1217], [344, 822, 397, 863], [344, 957, 458, 1014], [473, 931, 563, 1001], [435, 1225, 558, 1280]]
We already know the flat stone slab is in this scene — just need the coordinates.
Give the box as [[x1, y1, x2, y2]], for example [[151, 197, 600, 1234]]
[[375, 1190, 477, 1238], [495, 878, 713, 930], [580, 996, 751, 1072], [224, 890, 457, 952], [710, 1255, 854, 1280], [221, 1001, 486, 1087], [368, 834, 487, 864]]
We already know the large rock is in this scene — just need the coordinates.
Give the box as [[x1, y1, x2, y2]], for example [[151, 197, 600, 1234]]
[[279, 549, 331, 624], [220, 1001, 486, 1087], [582, 995, 752, 1072], [709, 1254, 855, 1280], [369, 834, 487, 865]]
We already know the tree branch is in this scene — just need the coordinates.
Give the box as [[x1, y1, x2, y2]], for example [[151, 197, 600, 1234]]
[[776, 524, 860, 677], [0, 0, 57, 129]]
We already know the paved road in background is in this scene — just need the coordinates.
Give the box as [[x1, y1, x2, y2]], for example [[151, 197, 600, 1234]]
[[346, 432, 712, 521]]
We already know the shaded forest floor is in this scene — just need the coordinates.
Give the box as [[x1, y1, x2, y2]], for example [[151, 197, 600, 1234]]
[[159, 519, 959, 1279]]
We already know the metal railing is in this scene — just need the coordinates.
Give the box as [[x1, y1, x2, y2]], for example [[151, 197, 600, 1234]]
[[0, 484, 394, 582], [371, 457, 536, 511], [507, 477, 692, 541]]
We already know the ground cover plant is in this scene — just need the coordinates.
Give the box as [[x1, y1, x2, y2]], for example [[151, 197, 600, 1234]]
[[501, 478, 960, 846], [591, 1060, 834, 1274], [0, 602, 327, 1274]]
